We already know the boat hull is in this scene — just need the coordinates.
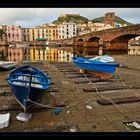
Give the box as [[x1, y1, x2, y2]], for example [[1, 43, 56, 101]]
[[10, 84, 47, 112], [7, 66, 50, 112], [72, 57, 119, 75]]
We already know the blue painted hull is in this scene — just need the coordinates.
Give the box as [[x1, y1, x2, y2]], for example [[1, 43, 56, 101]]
[[72, 57, 119, 75], [7, 66, 50, 112]]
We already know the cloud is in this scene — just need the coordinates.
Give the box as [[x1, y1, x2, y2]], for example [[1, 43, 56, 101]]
[[0, 8, 140, 27]]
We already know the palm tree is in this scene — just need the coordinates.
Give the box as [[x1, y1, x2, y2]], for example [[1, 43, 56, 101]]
[[0, 29, 7, 60], [0, 29, 6, 41]]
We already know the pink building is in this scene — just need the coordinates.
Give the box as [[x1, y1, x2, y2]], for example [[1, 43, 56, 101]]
[[2, 25, 22, 42], [8, 47, 23, 63]]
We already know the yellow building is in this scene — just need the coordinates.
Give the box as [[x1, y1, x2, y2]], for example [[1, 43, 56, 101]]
[[28, 25, 58, 42], [29, 28, 47, 41]]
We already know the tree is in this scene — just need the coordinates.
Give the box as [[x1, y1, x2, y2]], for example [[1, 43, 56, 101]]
[[0, 29, 6, 41]]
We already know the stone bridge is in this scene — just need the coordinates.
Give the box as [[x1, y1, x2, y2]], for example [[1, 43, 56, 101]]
[[61, 24, 140, 55]]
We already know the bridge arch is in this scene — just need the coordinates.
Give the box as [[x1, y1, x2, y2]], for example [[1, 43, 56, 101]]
[[77, 38, 84, 42], [111, 34, 140, 43], [87, 37, 100, 42], [105, 34, 140, 55], [75, 38, 85, 55], [83, 37, 101, 55]]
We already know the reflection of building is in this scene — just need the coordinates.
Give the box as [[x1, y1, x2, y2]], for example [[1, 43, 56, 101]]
[[6, 45, 73, 63], [30, 47, 73, 62], [30, 47, 59, 62], [58, 22, 78, 39], [0, 46, 8, 61], [58, 48, 73, 62], [8, 47, 23, 63], [46, 48, 58, 62]]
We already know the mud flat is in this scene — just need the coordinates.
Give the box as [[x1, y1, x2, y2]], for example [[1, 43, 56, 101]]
[[0, 55, 140, 132]]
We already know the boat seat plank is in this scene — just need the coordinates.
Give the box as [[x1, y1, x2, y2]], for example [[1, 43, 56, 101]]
[[13, 73, 44, 79], [11, 79, 47, 86]]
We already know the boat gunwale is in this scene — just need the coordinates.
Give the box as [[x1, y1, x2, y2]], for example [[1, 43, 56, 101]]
[[73, 59, 119, 66], [7, 65, 50, 90]]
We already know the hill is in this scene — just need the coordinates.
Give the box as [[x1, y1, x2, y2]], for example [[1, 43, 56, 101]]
[[92, 16, 133, 26], [52, 14, 134, 26], [52, 14, 89, 24]]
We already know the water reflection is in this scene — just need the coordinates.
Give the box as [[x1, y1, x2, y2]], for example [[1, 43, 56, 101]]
[[0, 46, 74, 63]]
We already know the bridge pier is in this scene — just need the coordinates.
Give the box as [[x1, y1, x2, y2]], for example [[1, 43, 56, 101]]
[[98, 39, 103, 56]]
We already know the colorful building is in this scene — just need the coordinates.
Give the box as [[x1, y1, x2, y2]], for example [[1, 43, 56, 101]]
[[28, 24, 58, 42], [58, 22, 78, 39], [2, 25, 22, 42], [21, 28, 30, 42]]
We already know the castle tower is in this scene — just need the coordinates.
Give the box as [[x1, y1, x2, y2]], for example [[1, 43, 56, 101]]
[[104, 12, 115, 27]]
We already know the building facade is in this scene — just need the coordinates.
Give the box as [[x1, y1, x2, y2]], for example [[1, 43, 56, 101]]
[[21, 28, 30, 42], [28, 24, 58, 42], [58, 22, 78, 39], [2, 25, 22, 42]]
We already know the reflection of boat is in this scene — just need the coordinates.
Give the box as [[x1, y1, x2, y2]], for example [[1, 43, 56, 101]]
[[46, 41, 49, 46], [0, 61, 17, 70], [7, 66, 50, 112], [9, 43, 29, 48], [16, 44, 29, 48], [72, 56, 119, 75], [9, 44, 15, 47]]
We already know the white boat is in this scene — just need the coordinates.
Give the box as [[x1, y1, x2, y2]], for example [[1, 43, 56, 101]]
[[0, 61, 17, 70]]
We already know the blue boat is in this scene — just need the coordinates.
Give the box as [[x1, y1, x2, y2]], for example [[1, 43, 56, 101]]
[[7, 66, 50, 112], [72, 56, 119, 75]]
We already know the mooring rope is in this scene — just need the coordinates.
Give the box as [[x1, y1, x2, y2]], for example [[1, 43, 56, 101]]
[[27, 98, 56, 109], [82, 72, 140, 123]]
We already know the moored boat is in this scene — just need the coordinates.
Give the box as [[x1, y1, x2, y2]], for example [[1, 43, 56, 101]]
[[7, 66, 50, 112], [0, 61, 17, 70], [72, 56, 119, 75]]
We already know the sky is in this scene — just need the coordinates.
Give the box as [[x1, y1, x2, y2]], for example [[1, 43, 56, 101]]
[[0, 8, 140, 27]]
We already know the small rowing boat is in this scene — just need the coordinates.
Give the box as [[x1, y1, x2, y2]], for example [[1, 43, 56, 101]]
[[7, 66, 50, 112], [72, 56, 119, 75]]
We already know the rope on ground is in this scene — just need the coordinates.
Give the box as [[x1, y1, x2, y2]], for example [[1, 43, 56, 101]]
[[116, 66, 140, 96], [82, 72, 140, 123], [27, 98, 57, 109]]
